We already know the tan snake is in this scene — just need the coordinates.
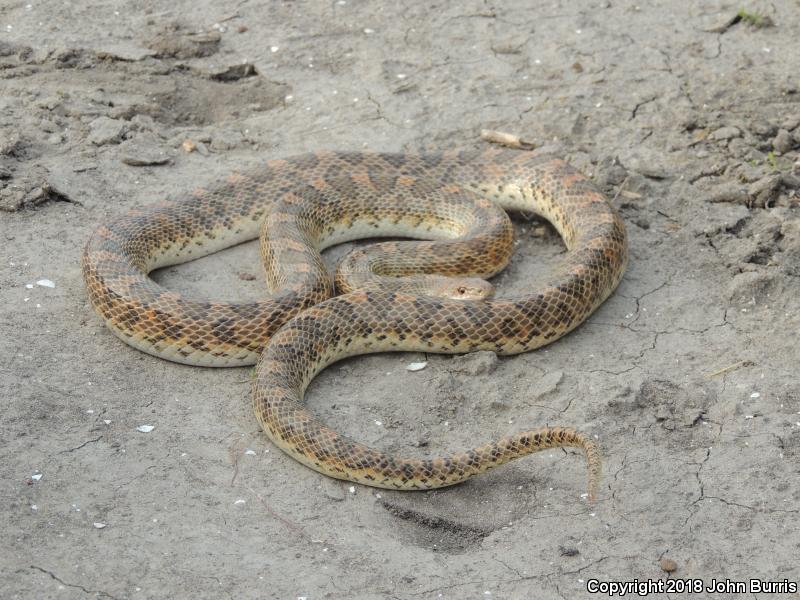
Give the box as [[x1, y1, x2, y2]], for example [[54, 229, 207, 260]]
[[82, 148, 627, 499]]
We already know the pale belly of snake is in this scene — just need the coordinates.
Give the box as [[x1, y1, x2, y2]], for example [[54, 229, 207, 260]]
[[82, 148, 627, 499]]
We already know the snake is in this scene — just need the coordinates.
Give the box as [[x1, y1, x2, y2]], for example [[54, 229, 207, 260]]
[[82, 148, 627, 499]]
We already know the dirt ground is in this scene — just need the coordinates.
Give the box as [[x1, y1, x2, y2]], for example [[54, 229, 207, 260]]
[[2, 1, 800, 599]]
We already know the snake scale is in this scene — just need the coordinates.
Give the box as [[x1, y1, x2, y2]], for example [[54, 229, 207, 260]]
[[82, 148, 627, 499]]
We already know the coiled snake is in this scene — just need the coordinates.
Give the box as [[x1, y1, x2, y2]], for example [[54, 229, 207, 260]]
[[82, 148, 627, 499]]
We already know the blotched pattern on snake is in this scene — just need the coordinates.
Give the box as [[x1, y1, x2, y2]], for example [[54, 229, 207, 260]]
[[82, 148, 627, 499]]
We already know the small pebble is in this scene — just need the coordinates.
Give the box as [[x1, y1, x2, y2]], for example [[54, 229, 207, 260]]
[[120, 148, 171, 167], [136, 425, 155, 433], [406, 361, 427, 372], [36, 279, 55, 288], [87, 117, 126, 146], [659, 557, 678, 573], [709, 126, 741, 141], [772, 129, 795, 154], [93, 522, 107, 529]]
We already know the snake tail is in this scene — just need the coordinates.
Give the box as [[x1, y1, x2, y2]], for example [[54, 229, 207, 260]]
[[254, 294, 602, 499]]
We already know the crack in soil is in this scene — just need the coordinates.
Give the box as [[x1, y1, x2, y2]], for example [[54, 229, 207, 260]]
[[27, 565, 120, 599]]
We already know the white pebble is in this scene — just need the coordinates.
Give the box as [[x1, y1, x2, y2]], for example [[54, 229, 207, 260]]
[[136, 425, 155, 433], [31, 473, 42, 481], [31, 504, 38, 510], [348, 486, 356, 494], [750, 392, 760, 399], [234, 499, 246, 505], [25, 283, 33, 289], [244, 449, 257, 456], [36, 279, 55, 288], [93, 522, 107, 529], [406, 361, 427, 371]]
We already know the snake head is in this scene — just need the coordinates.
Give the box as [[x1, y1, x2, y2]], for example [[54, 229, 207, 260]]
[[434, 277, 495, 301]]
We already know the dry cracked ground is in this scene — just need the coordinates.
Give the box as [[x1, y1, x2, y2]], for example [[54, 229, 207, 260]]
[[1, 1, 800, 599]]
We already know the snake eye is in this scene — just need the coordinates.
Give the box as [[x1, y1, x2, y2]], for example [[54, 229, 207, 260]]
[[457, 287, 467, 294]]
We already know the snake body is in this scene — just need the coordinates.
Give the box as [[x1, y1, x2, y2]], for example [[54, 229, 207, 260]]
[[82, 148, 627, 498]]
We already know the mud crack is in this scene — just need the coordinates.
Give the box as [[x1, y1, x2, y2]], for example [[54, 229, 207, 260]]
[[28, 565, 120, 599]]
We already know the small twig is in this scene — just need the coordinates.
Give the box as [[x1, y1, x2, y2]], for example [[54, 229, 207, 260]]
[[216, 13, 241, 23], [226, 433, 248, 485], [246, 486, 316, 541], [612, 176, 630, 203], [706, 360, 755, 379], [480, 129, 537, 150], [704, 13, 741, 33]]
